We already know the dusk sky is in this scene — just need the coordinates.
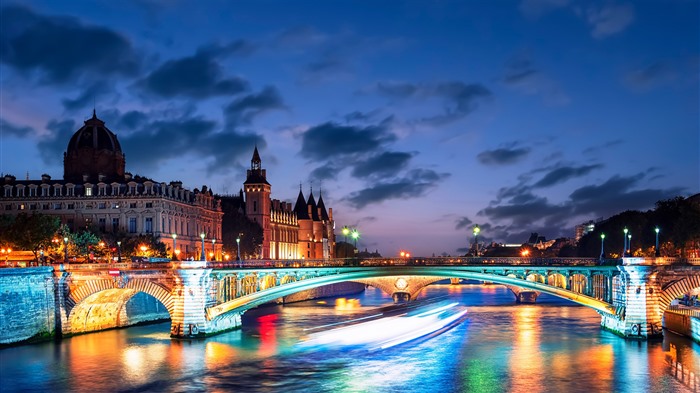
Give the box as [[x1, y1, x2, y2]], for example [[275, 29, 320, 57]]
[[0, 0, 698, 256]]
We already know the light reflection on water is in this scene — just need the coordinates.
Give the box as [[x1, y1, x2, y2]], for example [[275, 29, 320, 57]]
[[1, 284, 699, 393]]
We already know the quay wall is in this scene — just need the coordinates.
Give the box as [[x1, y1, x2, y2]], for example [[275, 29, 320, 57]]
[[281, 282, 366, 304], [663, 311, 700, 344], [0, 267, 55, 345]]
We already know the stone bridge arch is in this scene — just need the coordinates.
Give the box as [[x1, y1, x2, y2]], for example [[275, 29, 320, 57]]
[[65, 278, 173, 335], [353, 276, 449, 301], [658, 275, 700, 314]]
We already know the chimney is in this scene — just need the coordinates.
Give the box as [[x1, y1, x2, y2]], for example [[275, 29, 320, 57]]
[[329, 208, 333, 221], [42, 174, 52, 182]]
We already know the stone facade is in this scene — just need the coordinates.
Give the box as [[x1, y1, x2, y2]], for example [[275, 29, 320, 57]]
[[0, 267, 55, 344], [0, 112, 223, 260]]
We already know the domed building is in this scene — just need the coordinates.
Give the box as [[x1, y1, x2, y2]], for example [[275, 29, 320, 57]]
[[1, 112, 223, 261]]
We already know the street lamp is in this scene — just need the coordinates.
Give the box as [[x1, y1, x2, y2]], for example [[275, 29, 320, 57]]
[[212, 239, 216, 261], [200, 233, 206, 261], [655, 227, 660, 257], [628, 234, 632, 257], [351, 229, 359, 249], [172, 233, 177, 260], [600, 233, 605, 261], [236, 237, 241, 262], [623, 227, 628, 257], [116, 241, 121, 263], [342, 226, 350, 243], [63, 237, 69, 263], [473, 225, 480, 256]]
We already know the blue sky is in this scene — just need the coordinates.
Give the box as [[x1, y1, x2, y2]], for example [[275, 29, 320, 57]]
[[1, 0, 698, 256]]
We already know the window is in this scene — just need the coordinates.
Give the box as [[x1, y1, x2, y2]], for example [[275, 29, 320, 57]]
[[67, 187, 74, 196], [129, 217, 137, 233], [146, 202, 153, 208], [67, 203, 74, 210], [42, 203, 49, 210], [17, 187, 24, 197], [19, 204, 25, 210], [253, 200, 257, 212], [5, 204, 11, 210], [54, 203, 62, 210], [54, 187, 62, 196], [112, 218, 119, 232], [112, 185, 120, 195], [85, 187, 92, 196], [130, 203, 137, 208], [145, 217, 153, 233], [99, 218, 106, 232], [30, 204, 37, 210], [41, 187, 48, 196], [29, 187, 36, 196], [98, 202, 106, 209]]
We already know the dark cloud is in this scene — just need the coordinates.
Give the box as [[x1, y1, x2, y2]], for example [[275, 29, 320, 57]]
[[479, 194, 572, 227], [0, 118, 35, 137], [197, 40, 256, 58], [224, 86, 286, 126], [37, 119, 76, 165], [502, 53, 569, 105], [372, 80, 492, 125], [582, 140, 623, 155], [568, 174, 684, 217], [477, 145, 531, 166], [310, 162, 342, 181], [0, 5, 139, 83], [117, 110, 149, 130], [345, 169, 450, 208], [455, 216, 473, 230], [343, 109, 381, 123], [138, 47, 249, 98], [300, 122, 396, 161], [61, 81, 117, 111], [532, 164, 603, 188], [624, 61, 675, 91], [351, 151, 413, 179]]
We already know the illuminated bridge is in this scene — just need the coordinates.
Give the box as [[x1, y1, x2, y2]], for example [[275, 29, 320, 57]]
[[46, 257, 700, 341]]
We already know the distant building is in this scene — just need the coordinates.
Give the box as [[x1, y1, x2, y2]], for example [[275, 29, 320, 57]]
[[575, 221, 596, 242], [0, 111, 223, 259], [220, 148, 336, 260]]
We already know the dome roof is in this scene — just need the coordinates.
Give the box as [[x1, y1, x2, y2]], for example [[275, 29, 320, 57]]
[[66, 110, 122, 153]]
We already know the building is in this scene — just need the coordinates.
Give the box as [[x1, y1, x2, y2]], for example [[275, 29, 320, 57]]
[[221, 147, 336, 260], [0, 111, 223, 260]]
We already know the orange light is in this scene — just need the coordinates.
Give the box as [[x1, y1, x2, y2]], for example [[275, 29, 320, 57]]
[[406, 253, 410, 258], [400, 251, 405, 257], [521, 250, 530, 257], [99, 242, 105, 247], [139, 245, 148, 252], [224, 254, 230, 260]]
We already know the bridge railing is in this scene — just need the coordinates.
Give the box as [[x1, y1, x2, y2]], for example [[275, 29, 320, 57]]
[[667, 305, 700, 319]]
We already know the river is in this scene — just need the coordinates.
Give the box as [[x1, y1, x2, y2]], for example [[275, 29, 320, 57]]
[[1, 283, 699, 392]]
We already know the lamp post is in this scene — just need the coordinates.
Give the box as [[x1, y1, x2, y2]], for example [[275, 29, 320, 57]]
[[600, 233, 605, 261], [236, 237, 241, 262], [200, 233, 206, 261], [473, 225, 480, 256], [655, 227, 660, 257], [628, 234, 632, 257], [623, 227, 628, 257], [63, 237, 69, 263], [116, 241, 121, 263], [342, 226, 350, 244], [351, 229, 359, 250], [212, 239, 216, 261], [172, 233, 177, 260]]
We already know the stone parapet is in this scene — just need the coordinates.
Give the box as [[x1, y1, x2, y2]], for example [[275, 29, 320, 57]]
[[0, 267, 56, 345]]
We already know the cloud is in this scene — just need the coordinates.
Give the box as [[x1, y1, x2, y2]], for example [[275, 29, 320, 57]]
[[624, 61, 676, 91], [477, 145, 531, 166], [345, 169, 450, 208], [455, 216, 473, 230], [61, 81, 118, 111], [532, 164, 603, 188], [310, 162, 343, 181], [300, 122, 396, 161], [584, 3, 635, 39], [138, 46, 249, 98], [0, 118, 35, 137], [224, 86, 286, 126], [502, 54, 569, 105], [343, 109, 382, 123], [372, 80, 492, 125], [479, 193, 572, 227], [272, 26, 328, 50], [351, 151, 414, 179], [0, 5, 139, 83], [37, 119, 76, 165], [582, 139, 623, 155]]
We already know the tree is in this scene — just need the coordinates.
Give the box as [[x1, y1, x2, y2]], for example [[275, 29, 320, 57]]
[[5, 213, 61, 262], [70, 231, 101, 262]]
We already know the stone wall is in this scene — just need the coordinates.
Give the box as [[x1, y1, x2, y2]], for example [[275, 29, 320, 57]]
[[122, 292, 170, 325], [281, 282, 365, 303], [0, 267, 56, 345], [663, 311, 700, 344]]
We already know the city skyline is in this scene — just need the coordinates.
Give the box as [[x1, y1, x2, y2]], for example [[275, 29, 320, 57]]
[[1, 1, 698, 256]]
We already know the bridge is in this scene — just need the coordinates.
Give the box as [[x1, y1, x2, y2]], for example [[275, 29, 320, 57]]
[[39, 256, 699, 341]]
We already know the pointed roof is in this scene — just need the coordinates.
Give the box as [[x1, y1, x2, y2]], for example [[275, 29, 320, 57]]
[[317, 190, 330, 221], [307, 189, 320, 221], [293, 187, 309, 220], [252, 145, 261, 165]]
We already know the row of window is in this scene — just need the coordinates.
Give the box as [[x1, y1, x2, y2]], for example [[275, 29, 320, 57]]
[[2, 183, 198, 202], [5, 202, 154, 211]]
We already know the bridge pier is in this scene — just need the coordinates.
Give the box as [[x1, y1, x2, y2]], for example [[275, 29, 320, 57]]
[[600, 261, 663, 340], [392, 292, 411, 302], [170, 268, 227, 338]]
